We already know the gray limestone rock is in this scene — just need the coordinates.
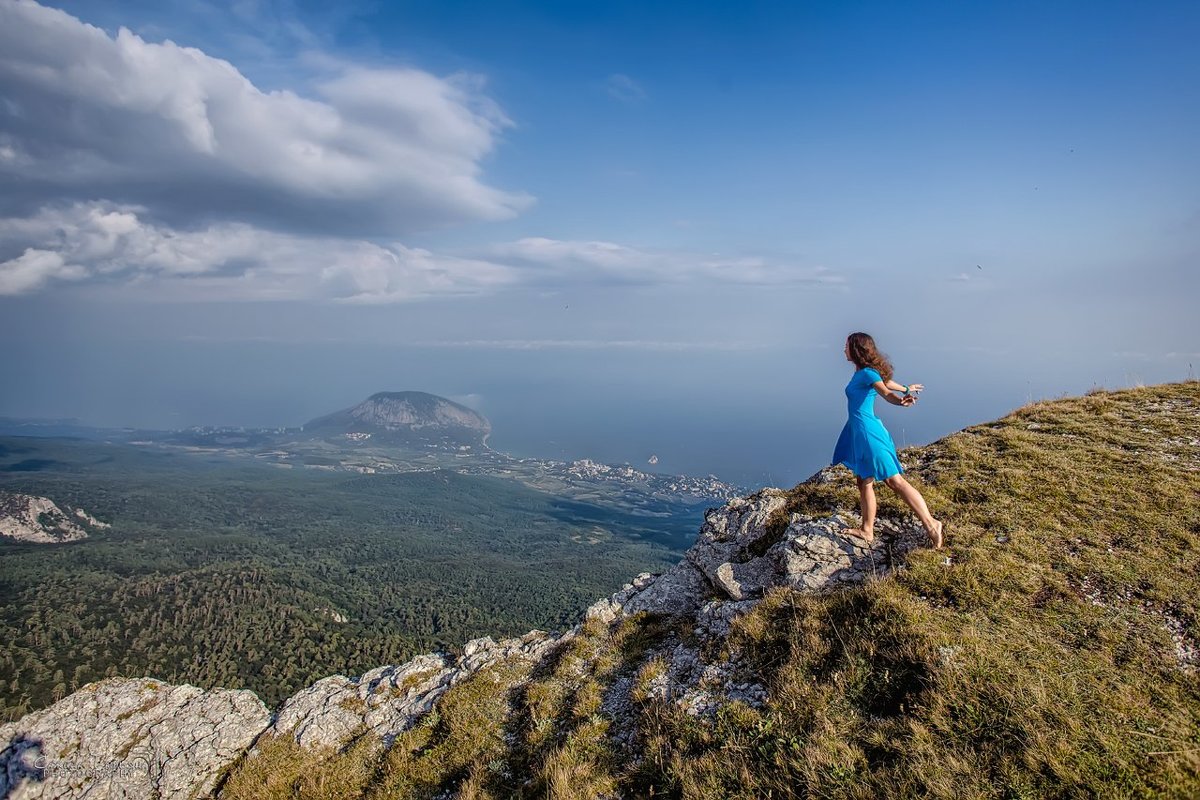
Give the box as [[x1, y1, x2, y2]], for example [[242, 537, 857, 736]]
[[0, 491, 109, 544], [268, 630, 561, 753], [267, 654, 455, 752], [778, 514, 927, 591], [585, 572, 658, 624], [622, 561, 713, 616], [585, 560, 715, 621], [0, 678, 269, 800], [686, 491, 789, 584], [694, 599, 761, 640], [710, 557, 779, 601], [587, 493, 927, 618]]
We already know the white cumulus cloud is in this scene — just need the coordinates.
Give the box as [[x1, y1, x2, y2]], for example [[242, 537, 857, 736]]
[[0, 248, 88, 295], [0, 0, 532, 236]]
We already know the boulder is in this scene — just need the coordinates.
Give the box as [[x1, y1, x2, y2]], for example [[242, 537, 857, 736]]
[[0, 678, 269, 799], [267, 631, 560, 753]]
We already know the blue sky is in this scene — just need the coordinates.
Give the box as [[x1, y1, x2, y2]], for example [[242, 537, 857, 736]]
[[0, 0, 1196, 485]]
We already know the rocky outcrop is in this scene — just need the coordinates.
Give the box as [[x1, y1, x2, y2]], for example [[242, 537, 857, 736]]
[[0, 492, 110, 544], [577, 492, 929, 727], [265, 631, 560, 752], [589, 489, 927, 618], [0, 488, 925, 798], [0, 679, 269, 799]]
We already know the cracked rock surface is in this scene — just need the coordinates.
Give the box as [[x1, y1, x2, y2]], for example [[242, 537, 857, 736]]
[[0, 678, 269, 799], [267, 631, 561, 752]]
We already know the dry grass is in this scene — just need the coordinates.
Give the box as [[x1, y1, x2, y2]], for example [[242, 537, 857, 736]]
[[629, 380, 1200, 799], [216, 727, 380, 800], [217, 657, 533, 799], [218, 381, 1200, 799]]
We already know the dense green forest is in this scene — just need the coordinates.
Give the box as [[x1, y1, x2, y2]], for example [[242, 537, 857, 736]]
[[0, 436, 700, 721]]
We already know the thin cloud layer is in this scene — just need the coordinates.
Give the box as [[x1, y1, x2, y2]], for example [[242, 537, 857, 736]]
[[409, 339, 772, 351], [604, 74, 647, 104], [491, 237, 845, 286], [0, 0, 531, 236], [0, 202, 516, 300]]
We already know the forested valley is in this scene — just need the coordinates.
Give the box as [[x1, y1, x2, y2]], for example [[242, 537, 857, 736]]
[[0, 437, 699, 720]]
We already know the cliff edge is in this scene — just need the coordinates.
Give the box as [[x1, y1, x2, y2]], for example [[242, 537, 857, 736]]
[[3, 381, 1197, 799]]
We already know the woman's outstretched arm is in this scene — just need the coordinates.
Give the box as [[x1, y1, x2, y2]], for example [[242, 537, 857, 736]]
[[885, 379, 924, 394], [872, 379, 916, 406]]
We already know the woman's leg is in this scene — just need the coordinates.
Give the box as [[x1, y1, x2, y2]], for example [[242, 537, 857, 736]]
[[882, 474, 943, 548], [857, 475, 877, 535], [846, 475, 876, 542]]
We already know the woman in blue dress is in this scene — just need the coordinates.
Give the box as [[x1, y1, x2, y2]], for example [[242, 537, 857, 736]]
[[832, 332, 945, 548]]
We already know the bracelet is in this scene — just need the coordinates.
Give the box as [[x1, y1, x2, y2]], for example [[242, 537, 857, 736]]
[[902, 385, 909, 394]]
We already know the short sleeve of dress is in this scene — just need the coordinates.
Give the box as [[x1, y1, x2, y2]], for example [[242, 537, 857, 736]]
[[863, 368, 882, 384]]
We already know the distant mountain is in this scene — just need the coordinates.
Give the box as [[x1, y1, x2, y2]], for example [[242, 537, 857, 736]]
[[300, 391, 491, 448]]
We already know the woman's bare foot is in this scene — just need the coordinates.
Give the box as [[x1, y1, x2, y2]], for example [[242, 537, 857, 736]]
[[926, 519, 945, 549], [845, 527, 875, 544]]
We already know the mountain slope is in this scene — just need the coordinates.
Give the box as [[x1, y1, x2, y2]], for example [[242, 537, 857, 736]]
[[301, 392, 491, 448], [2, 381, 1197, 800], [0, 491, 110, 543]]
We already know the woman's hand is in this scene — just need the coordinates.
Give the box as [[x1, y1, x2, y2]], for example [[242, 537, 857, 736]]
[[875, 380, 918, 406], [907, 383, 924, 395]]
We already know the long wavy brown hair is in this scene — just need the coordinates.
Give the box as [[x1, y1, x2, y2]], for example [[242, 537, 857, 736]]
[[846, 332, 894, 383]]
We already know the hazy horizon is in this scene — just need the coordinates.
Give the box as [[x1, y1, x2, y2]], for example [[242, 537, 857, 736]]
[[1, 312, 1192, 487], [1, 0, 1196, 487]]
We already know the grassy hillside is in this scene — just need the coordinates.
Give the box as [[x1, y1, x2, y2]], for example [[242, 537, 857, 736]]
[[219, 381, 1199, 799]]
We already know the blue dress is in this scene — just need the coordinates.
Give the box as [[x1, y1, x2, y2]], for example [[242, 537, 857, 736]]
[[831, 367, 905, 481]]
